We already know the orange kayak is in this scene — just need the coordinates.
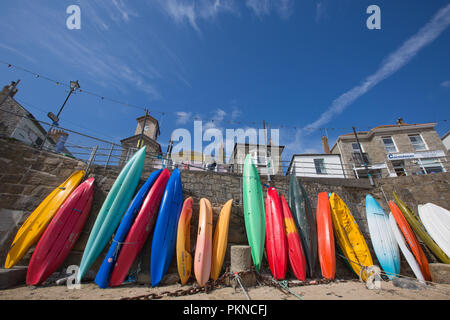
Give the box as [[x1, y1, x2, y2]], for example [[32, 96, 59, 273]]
[[389, 201, 431, 281], [316, 192, 335, 280], [176, 197, 193, 285]]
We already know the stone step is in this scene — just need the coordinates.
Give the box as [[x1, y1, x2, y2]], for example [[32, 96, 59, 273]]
[[0, 266, 28, 289]]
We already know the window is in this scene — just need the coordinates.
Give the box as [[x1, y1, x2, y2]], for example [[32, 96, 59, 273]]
[[392, 160, 406, 176], [382, 136, 397, 153], [409, 134, 427, 151], [352, 142, 363, 153], [314, 158, 326, 174], [418, 158, 444, 174]]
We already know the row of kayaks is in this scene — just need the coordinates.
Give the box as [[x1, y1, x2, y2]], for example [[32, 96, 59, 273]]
[[242, 154, 450, 283], [4, 147, 234, 287], [4, 149, 449, 287]]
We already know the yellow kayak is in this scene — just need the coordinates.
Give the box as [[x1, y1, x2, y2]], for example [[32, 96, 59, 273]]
[[4, 170, 85, 269], [210, 199, 233, 280], [176, 197, 193, 285], [329, 193, 373, 280]]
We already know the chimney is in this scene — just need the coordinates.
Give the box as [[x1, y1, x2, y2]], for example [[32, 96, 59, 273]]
[[397, 117, 404, 125], [48, 128, 69, 144], [322, 135, 331, 154], [0, 81, 19, 101]]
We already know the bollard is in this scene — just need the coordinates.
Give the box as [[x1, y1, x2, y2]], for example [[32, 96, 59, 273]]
[[227, 245, 257, 288]]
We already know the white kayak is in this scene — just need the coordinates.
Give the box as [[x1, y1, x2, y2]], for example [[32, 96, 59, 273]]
[[418, 203, 450, 258], [388, 212, 425, 284]]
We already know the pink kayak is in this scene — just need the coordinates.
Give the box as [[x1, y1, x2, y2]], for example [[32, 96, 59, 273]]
[[194, 198, 213, 286]]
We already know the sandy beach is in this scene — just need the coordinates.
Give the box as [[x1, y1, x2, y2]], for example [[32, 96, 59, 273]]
[[1, 276, 449, 300]]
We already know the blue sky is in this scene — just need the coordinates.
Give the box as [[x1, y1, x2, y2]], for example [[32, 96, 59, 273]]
[[1, 0, 449, 169]]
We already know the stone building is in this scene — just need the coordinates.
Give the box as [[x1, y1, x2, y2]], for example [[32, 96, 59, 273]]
[[0, 81, 55, 150], [442, 131, 450, 152], [228, 142, 285, 175], [119, 113, 162, 166], [330, 118, 449, 178]]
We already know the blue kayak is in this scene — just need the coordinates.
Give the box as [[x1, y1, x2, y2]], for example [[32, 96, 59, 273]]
[[150, 168, 183, 287], [94, 169, 163, 288], [365, 194, 400, 279]]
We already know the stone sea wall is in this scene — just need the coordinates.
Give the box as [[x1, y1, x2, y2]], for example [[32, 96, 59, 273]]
[[0, 137, 449, 283]]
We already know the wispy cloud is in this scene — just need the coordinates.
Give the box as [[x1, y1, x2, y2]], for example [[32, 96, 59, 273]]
[[315, 1, 326, 23], [245, 0, 294, 20], [0, 43, 36, 63], [441, 80, 450, 88], [157, 0, 237, 32], [176, 111, 192, 124], [305, 4, 450, 132]]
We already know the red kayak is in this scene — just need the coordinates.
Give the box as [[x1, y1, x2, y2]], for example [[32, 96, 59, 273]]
[[109, 169, 170, 287], [26, 178, 95, 286], [265, 187, 287, 280], [389, 201, 431, 281], [316, 192, 335, 280], [280, 195, 306, 281]]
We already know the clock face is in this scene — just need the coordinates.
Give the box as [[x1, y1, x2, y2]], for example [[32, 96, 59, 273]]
[[144, 125, 149, 131]]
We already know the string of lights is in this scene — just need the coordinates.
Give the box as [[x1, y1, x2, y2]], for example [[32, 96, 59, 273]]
[[1, 60, 448, 133]]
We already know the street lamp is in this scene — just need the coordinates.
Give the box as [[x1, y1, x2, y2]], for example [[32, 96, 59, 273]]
[[40, 80, 80, 150]]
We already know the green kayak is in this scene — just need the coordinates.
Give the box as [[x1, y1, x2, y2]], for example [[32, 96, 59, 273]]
[[77, 147, 147, 281], [288, 175, 317, 277], [393, 192, 450, 264], [242, 154, 266, 272]]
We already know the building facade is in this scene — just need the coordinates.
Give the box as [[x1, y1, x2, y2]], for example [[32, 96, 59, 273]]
[[119, 113, 162, 167], [228, 142, 285, 175], [330, 120, 449, 178], [442, 132, 450, 152], [287, 154, 346, 178], [0, 81, 56, 150]]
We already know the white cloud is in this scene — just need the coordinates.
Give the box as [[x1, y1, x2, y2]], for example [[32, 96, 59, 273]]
[[305, 4, 450, 132], [158, 0, 237, 32], [441, 80, 450, 88], [245, 0, 294, 19], [176, 111, 192, 124], [315, 1, 326, 23]]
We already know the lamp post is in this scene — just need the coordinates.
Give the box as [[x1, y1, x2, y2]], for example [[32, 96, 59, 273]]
[[40, 80, 80, 150]]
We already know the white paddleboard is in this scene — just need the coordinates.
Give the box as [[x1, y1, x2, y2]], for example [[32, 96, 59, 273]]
[[418, 203, 450, 258], [388, 212, 425, 284]]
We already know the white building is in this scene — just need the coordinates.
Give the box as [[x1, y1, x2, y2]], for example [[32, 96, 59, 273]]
[[287, 154, 346, 178], [442, 132, 450, 152]]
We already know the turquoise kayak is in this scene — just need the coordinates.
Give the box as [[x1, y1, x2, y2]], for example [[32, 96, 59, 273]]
[[242, 154, 266, 272], [77, 147, 146, 282]]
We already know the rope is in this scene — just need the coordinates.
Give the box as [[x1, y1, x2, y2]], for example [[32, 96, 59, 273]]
[[274, 279, 304, 300], [232, 272, 251, 300]]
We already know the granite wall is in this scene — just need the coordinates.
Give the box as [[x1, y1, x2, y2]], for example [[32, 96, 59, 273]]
[[1, 137, 449, 284]]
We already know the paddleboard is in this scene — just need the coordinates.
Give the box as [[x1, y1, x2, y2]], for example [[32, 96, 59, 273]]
[[388, 212, 425, 284], [388, 201, 431, 281], [418, 203, 450, 258], [365, 195, 400, 279]]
